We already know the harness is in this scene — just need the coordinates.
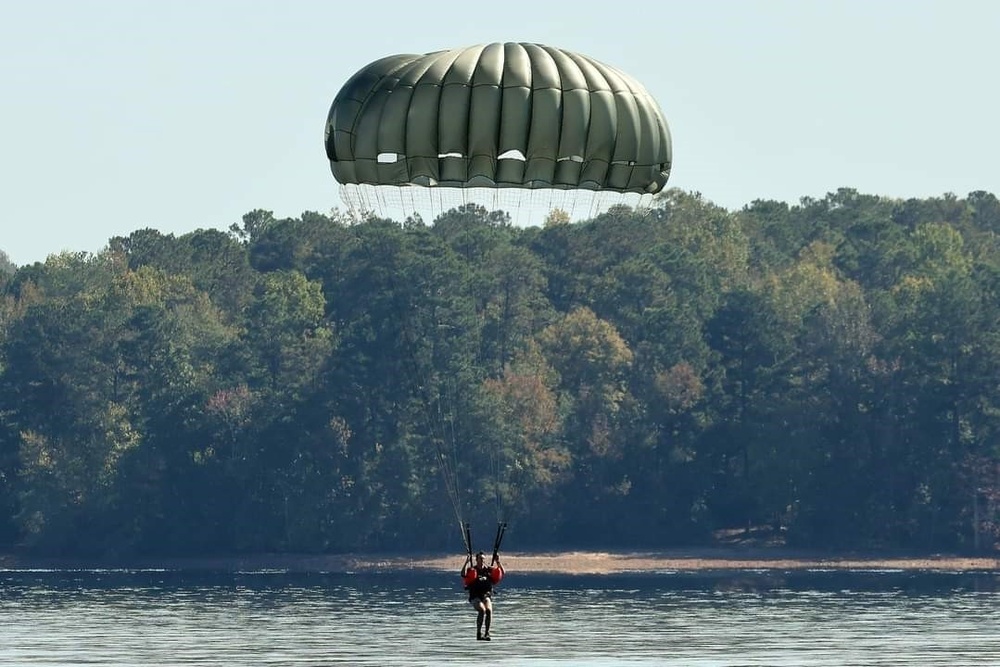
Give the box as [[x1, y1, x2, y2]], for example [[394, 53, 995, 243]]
[[467, 565, 494, 600]]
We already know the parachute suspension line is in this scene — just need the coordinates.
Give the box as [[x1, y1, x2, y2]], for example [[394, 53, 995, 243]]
[[339, 184, 657, 229], [427, 372, 464, 531], [461, 260, 508, 547], [485, 395, 509, 525], [359, 225, 468, 543], [516, 190, 528, 227], [446, 221, 504, 529], [434, 377, 466, 530], [375, 184, 387, 217], [422, 356, 470, 539], [489, 431, 503, 522], [566, 191, 578, 222]]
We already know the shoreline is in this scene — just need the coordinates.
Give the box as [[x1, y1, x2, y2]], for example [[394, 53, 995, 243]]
[[3, 549, 998, 574]]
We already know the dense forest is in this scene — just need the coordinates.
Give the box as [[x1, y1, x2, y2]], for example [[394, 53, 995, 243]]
[[2, 187, 1000, 558]]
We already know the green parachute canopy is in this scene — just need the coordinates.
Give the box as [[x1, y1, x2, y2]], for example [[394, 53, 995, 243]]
[[325, 42, 672, 218]]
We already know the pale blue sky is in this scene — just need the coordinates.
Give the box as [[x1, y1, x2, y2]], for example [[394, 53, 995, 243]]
[[1, 0, 997, 265]]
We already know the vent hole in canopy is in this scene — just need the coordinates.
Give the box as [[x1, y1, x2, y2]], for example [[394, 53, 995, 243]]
[[498, 149, 527, 161]]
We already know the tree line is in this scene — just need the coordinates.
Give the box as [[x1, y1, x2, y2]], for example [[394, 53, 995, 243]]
[[1, 187, 1000, 558]]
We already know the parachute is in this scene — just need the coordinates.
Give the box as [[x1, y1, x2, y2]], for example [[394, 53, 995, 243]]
[[324, 43, 672, 550], [325, 42, 672, 222]]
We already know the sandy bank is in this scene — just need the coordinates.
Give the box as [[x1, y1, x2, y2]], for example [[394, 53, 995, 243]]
[[406, 550, 1000, 574], [5, 549, 993, 574]]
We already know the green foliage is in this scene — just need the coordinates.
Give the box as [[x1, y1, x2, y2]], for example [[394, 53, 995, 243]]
[[2, 190, 1000, 557]]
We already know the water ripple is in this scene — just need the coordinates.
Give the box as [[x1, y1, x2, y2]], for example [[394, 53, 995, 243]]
[[0, 571, 998, 666]]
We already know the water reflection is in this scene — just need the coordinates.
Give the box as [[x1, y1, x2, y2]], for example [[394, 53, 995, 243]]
[[1, 569, 998, 666]]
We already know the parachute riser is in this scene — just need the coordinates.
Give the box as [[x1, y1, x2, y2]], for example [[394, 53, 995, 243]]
[[491, 521, 507, 566]]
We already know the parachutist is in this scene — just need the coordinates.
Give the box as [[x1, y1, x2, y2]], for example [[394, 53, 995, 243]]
[[461, 550, 505, 641]]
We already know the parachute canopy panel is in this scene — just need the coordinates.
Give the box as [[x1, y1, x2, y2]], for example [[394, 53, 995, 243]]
[[325, 43, 672, 196]]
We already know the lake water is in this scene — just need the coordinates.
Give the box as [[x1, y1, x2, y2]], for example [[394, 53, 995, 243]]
[[1, 567, 999, 666]]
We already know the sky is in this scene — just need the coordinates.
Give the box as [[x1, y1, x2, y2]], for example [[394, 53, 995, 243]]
[[1, 0, 998, 266]]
